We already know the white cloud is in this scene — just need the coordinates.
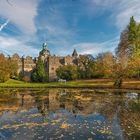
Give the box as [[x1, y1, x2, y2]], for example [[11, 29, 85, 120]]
[[84, 0, 118, 17], [72, 42, 102, 55], [0, 35, 39, 57], [114, 0, 140, 30], [0, 0, 40, 34], [72, 37, 119, 56], [87, 0, 140, 30]]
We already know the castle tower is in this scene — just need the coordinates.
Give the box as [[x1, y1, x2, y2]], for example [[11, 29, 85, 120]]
[[72, 49, 78, 58], [39, 42, 50, 62]]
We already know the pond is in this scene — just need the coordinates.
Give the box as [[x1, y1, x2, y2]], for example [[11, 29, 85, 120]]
[[0, 88, 140, 140]]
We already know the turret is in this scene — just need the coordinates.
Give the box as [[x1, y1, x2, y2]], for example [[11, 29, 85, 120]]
[[72, 49, 78, 58], [39, 42, 50, 62]]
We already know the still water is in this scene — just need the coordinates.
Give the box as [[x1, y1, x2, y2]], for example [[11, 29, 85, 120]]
[[0, 89, 140, 140]]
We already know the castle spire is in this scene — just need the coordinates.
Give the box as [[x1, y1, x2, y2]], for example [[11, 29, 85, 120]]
[[42, 42, 48, 50], [72, 49, 78, 57]]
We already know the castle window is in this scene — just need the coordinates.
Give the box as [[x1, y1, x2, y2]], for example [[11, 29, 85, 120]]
[[51, 67, 54, 70]]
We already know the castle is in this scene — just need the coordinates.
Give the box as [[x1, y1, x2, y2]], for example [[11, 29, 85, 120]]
[[10, 43, 79, 81]]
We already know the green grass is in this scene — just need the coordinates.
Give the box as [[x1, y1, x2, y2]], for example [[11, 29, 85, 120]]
[[0, 79, 140, 89], [5, 79, 25, 84], [0, 79, 113, 88]]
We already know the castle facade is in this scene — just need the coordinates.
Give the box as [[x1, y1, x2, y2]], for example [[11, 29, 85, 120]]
[[10, 43, 79, 81]]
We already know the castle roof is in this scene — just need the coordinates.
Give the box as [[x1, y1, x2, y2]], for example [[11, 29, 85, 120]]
[[26, 56, 32, 60], [12, 53, 19, 58], [39, 42, 50, 56], [0, 53, 5, 59], [72, 49, 78, 57]]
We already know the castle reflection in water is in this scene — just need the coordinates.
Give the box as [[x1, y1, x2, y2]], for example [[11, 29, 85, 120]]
[[0, 89, 140, 140]]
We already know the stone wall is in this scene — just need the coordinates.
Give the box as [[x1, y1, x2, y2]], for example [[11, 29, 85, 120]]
[[48, 55, 78, 82], [1, 45, 79, 82], [24, 56, 36, 72], [48, 56, 64, 81], [11, 54, 36, 79]]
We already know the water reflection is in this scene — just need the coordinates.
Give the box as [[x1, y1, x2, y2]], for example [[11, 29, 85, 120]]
[[0, 89, 140, 140]]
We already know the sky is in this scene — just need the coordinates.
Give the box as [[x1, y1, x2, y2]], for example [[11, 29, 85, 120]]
[[0, 0, 140, 57]]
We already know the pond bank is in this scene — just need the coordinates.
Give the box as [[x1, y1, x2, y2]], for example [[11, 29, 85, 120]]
[[0, 79, 140, 90]]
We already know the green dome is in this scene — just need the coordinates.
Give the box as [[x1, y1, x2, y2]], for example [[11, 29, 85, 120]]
[[39, 42, 50, 57], [42, 42, 48, 50]]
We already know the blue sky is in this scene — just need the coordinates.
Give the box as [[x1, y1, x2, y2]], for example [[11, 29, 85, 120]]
[[0, 0, 140, 57]]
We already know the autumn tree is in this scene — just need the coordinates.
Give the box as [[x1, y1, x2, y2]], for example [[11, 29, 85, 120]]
[[127, 50, 140, 78], [95, 52, 115, 78], [114, 16, 140, 87], [0, 54, 18, 82], [8, 58, 18, 79], [78, 54, 96, 79], [56, 65, 78, 80], [0, 55, 9, 82]]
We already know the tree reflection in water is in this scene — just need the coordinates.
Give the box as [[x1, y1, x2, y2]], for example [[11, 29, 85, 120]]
[[0, 89, 140, 140]]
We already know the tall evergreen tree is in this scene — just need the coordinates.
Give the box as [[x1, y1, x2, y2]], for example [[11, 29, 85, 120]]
[[31, 58, 48, 82], [116, 16, 140, 58], [114, 16, 140, 82], [127, 16, 140, 56]]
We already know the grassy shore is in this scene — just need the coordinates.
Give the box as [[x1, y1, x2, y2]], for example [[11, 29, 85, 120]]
[[0, 79, 140, 90]]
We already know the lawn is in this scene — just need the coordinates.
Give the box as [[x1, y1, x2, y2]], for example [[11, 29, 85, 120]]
[[0, 79, 140, 89]]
